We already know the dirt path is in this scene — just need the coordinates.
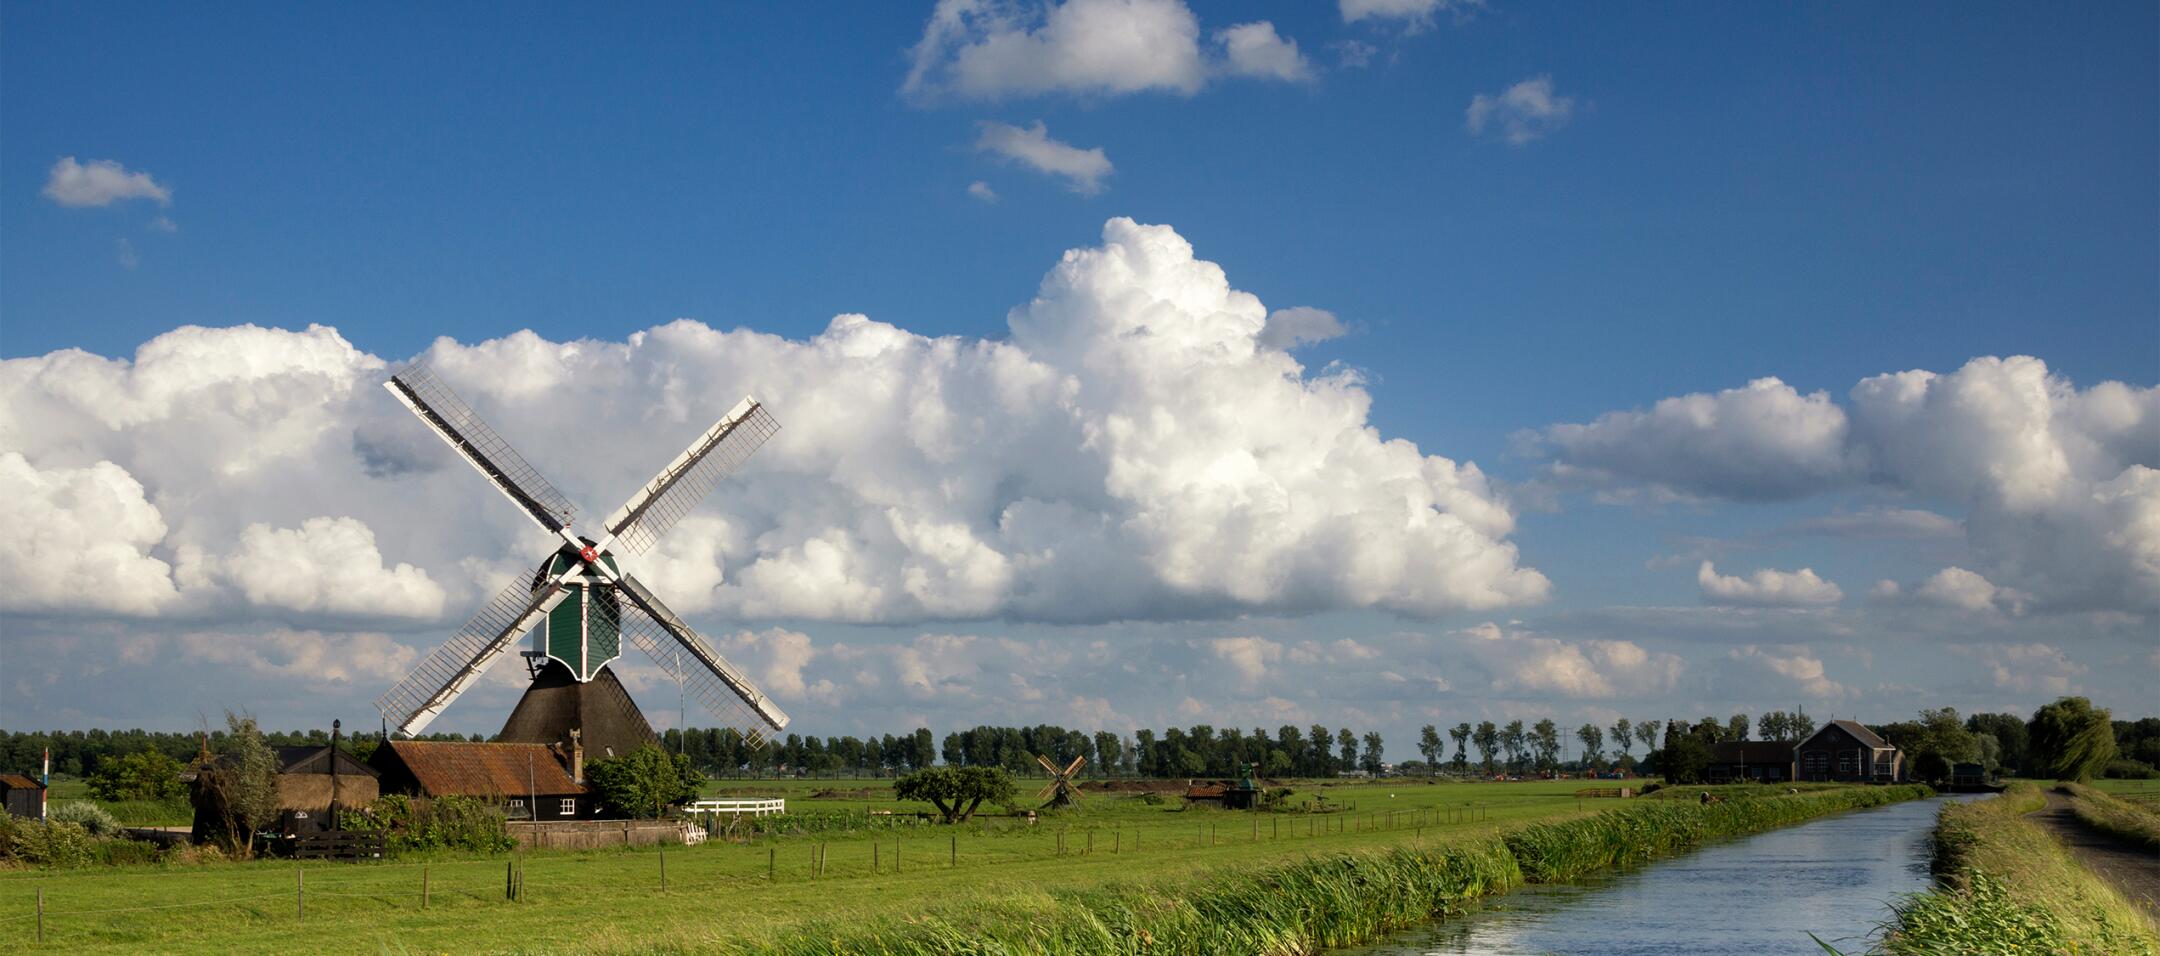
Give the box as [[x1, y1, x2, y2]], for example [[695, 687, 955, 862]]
[[2036, 790, 2160, 918]]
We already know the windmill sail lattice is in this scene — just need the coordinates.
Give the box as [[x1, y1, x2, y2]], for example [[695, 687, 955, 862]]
[[371, 362, 790, 751]]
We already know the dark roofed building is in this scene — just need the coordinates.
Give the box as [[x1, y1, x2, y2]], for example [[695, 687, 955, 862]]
[[368, 739, 596, 820], [1796, 720, 1902, 783], [0, 773, 44, 819], [1706, 741, 1796, 783]]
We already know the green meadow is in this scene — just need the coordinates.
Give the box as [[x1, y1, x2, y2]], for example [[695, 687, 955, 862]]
[[0, 777, 1906, 954]]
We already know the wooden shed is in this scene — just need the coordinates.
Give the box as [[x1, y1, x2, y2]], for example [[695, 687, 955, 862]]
[[0, 773, 44, 819]]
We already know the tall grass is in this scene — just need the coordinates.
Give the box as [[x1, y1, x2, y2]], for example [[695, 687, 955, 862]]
[[695, 786, 1930, 955], [1884, 784, 2159, 956], [1508, 785, 1929, 883], [2062, 781, 2160, 852]]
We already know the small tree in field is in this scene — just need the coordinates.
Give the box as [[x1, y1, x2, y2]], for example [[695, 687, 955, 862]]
[[195, 711, 279, 857], [894, 766, 1016, 823]]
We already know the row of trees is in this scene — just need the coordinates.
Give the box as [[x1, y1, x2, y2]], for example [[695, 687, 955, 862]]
[[9, 699, 2156, 784]]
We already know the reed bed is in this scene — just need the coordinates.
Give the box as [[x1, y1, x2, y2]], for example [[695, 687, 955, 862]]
[[715, 786, 1929, 955], [2062, 781, 2160, 852], [1883, 784, 2159, 956]]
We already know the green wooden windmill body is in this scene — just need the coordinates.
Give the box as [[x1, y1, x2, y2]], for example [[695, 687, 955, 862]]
[[530, 548, 624, 681]]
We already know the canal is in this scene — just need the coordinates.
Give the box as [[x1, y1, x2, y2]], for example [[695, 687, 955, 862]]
[[1342, 794, 1983, 956]]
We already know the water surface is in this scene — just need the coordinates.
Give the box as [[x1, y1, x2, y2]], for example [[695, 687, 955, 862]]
[[1343, 795, 1980, 956]]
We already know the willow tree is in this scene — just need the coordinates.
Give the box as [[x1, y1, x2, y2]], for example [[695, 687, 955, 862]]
[[2028, 696, 2117, 782]]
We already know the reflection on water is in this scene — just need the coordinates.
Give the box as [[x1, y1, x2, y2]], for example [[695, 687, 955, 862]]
[[1343, 795, 1982, 956]]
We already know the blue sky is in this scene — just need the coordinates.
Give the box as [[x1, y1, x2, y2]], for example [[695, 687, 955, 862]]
[[2, 2, 2154, 747]]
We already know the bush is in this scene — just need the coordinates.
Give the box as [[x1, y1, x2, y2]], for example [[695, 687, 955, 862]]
[[339, 793, 512, 853], [0, 817, 96, 868], [1138, 792, 1166, 806], [2102, 759, 2158, 779], [47, 800, 122, 837]]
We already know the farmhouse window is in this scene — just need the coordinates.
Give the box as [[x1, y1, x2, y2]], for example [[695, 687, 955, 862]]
[[559, 797, 576, 816], [1802, 752, 1828, 776], [1837, 752, 1856, 774]]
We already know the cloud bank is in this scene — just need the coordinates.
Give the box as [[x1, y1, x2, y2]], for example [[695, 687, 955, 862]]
[[0, 219, 1549, 637], [1527, 356, 2160, 614]]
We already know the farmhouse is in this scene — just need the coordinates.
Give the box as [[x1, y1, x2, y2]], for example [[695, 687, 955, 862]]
[[368, 739, 597, 820], [0, 773, 44, 819], [1796, 719, 1903, 783], [1705, 741, 1796, 783]]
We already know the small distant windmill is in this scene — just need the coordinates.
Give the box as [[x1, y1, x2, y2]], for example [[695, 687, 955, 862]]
[[371, 363, 790, 758], [1035, 754, 1086, 808]]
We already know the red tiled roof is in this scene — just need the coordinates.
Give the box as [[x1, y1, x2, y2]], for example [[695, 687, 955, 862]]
[[0, 773, 42, 790], [381, 741, 584, 797]]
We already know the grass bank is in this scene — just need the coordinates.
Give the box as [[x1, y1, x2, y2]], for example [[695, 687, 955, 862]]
[[728, 785, 1932, 955], [2063, 781, 2160, 852], [1883, 784, 2159, 955], [2, 780, 1923, 954]]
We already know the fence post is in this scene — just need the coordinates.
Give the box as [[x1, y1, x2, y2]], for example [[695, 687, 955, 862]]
[[768, 847, 776, 882], [950, 834, 957, 867], [423, 864, 430, 910], [1087, 830, 1093, 855], [874, 841, 880, 873], [659, 840, 668, 893], [36, 887, 43, 944], [507, 859, 515, 900], [296, 865, 304, 922]]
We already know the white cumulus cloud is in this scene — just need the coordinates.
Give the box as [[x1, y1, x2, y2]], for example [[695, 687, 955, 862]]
[[1467, 75, 1576, 145], [974, 120, 1113, 194], [906, 0, 1207, 101], [0, 454, 179, 615], [1215, 22, 1313, 83], [42, 156, 172, 208], [217, 517, 447, 618], [1697, 561, 1843, 607]]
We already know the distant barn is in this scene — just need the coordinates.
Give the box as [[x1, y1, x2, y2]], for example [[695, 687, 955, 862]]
[[1796, 720, 1902, 783]]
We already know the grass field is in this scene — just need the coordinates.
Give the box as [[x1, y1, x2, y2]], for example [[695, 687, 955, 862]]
[[0, 777, 1878, 954]]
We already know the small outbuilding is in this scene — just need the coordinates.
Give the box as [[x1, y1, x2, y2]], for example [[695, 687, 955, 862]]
[[368, 739, 597, 820], [0, 773, 45, 819], [1706, 741, 1796, 783]]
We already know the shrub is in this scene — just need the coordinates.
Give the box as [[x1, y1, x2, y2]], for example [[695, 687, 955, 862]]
[[1138, 792, 1166, 806], [47, 800, 122, 837], [339, 793, 512, 853], [2102, 759, 2158, 779], [0, 817, 96, 868]]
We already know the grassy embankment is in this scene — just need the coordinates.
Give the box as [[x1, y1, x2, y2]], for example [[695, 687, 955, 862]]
[[1, 778, 1923, 954], [1883, 783, 2159, 955], [2063, 781, 2160, 852]]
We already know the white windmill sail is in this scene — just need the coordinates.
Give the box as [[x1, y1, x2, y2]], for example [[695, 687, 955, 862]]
[[614, 573, 791, 740], [375, 577, 570, 737], [601, 397, 779, 556], [383, 363, 577, 535]]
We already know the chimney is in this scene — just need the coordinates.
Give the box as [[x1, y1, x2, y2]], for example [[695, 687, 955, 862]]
[[569, 728, 584, 783]]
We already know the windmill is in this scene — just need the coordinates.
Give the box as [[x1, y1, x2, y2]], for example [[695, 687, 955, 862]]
[[372, 363, 789, 759], [1035, 754, 1086, 808]]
